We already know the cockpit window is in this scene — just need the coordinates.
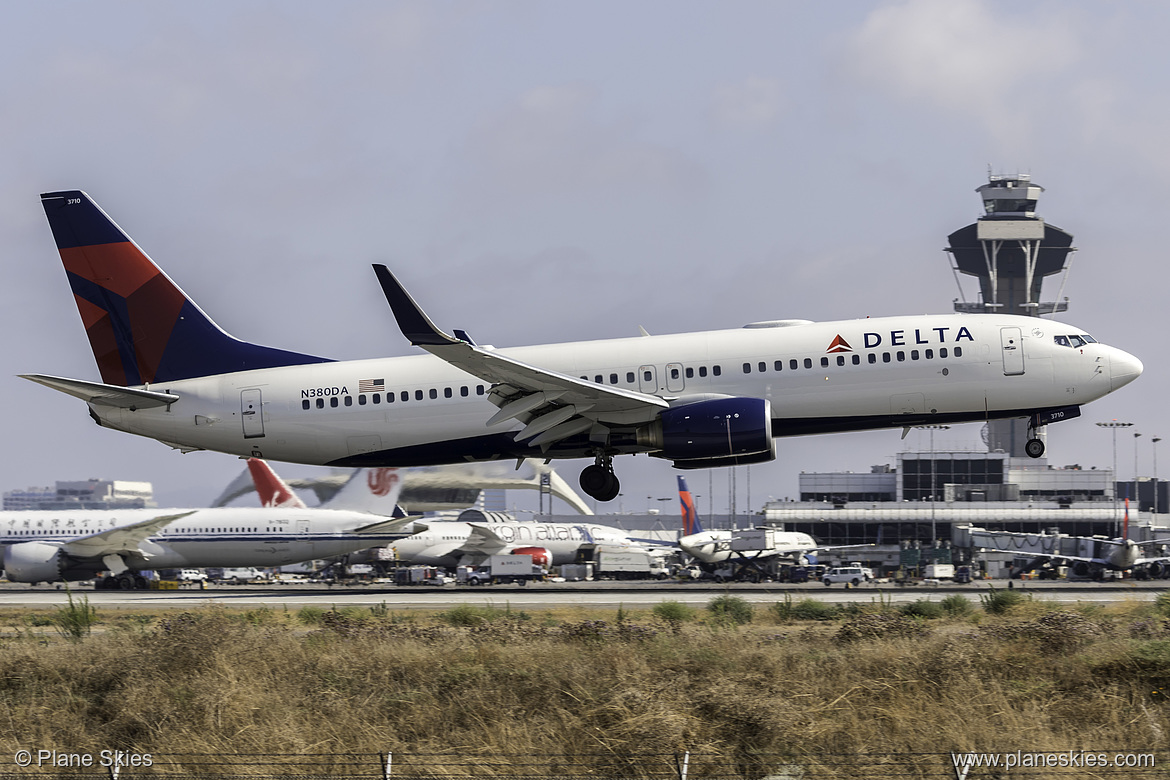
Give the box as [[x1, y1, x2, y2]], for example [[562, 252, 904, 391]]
[[1080, 334, 1097, 343], [1055, 334, 1095, 348], [1054, 335, 1070, 347], [1068, 335, 1088, 348]]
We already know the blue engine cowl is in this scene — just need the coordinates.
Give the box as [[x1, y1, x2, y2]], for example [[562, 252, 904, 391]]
[[639, 397, 774, 462]]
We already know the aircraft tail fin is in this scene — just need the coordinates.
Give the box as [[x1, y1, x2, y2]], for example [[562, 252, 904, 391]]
[[247, 459, 307, 509], [40, 190, 332, 386], [322, 468, 404, 516], [677, 476, 703, 535]]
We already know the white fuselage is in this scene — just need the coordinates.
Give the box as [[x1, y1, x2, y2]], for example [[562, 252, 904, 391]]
[[85, 313, 1141, 468], [0, 507, 394, 581], [679, 530, 820, 564], [389, 521, 642, 567]]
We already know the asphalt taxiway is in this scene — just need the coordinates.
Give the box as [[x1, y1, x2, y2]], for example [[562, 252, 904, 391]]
[[0, 580, 1163, 610]]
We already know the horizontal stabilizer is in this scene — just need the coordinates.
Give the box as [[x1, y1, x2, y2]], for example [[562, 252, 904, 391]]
[[20, 373, 179, 409], [351, 515, 420, 535]]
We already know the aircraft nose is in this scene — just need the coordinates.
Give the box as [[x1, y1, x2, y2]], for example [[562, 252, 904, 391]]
[[1110, 348, 1144, 391]]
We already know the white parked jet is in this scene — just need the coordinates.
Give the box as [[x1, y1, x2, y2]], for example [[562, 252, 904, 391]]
[[25, 191, 1142, 503], [0, 462, 407, 587], [387, 518, 655, 569]]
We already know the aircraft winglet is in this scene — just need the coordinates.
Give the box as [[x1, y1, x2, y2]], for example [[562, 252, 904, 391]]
[[373, 265, 461, 347]]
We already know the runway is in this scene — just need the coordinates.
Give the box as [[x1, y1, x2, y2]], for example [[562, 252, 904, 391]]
[[0, 580, 1163, 610]]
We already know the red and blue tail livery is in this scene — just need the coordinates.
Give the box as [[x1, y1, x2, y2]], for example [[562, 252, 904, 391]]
[[677, 476, 702, 535], [40, 190, 331, 386]]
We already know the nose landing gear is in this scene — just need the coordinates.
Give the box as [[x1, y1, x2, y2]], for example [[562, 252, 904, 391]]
[[579, 454, 620, 502]]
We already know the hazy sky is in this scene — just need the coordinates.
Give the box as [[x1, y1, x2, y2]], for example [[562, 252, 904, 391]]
[[2, 1, 1165, 515]]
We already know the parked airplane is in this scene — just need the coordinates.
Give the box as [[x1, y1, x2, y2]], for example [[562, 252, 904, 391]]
[[26, 191, 1143, 504], [0, 465, 409, 587], [961, 509, 1170, 580], [386, 517, 657, 569]]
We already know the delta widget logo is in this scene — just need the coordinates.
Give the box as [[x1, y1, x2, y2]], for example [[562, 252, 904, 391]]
[[826, 335, 852, 353]]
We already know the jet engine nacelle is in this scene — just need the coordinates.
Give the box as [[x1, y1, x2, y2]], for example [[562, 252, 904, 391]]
[[3, 541, 66, 583], [509, 546, 553, 567], [638, 397, 774, 464]]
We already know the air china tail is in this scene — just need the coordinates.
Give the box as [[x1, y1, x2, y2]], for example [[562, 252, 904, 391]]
[[247, 459, 306, 509]]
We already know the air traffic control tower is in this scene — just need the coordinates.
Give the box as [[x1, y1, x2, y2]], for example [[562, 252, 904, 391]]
[[946, 174, 1076, 456]]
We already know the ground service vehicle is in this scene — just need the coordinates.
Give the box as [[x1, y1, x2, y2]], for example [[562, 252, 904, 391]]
[[594, 549, 670, 580], [823, 566, 870, 586]]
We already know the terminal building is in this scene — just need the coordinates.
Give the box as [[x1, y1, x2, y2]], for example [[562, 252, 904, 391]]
[[2, 479, 156, 511]]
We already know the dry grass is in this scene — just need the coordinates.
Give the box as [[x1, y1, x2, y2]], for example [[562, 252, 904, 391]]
[[1, 598, 1168, 778]]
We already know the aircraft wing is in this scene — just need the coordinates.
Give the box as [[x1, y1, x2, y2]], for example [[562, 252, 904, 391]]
[[461, 523, 511, 553], [59, 511, 195, 558], [21, 374, 179, 410], [374, 265, 668, 449]]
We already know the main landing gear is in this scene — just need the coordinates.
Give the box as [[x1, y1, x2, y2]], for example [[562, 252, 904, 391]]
[[580, 454, 620, 502], [1026, 419, 1046, 459]]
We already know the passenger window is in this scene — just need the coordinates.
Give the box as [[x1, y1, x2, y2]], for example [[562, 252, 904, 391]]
[[925, 349, 933, 359], [758, 362, 766, 373], [743, 363, 751, 374], [882, 352, 891, 363], [685, 367, 694, 379], [415, 390, 424, 401], [851, 354, 860, 365], [699, 366, 708, 378], [670, 368, 680, 380], [820, 357, 829, 368], [803, 358, 812, 369], [713, 365, 722, 376], [358, 395, 367, 406], [897, 351, 905, 362], [911, 350, 919, 360], [868, 354, 876, 364], [477, 385, 485, 395], [386, 392, 394, 403], [316, 398, 324, 409], [344, 396, 353, 406], [610, 373, 619, 384], [837, 356, 845, 367], [401, 391, 409, 402], [954, 346, 963, 357], [627, 372, 636, 383], [790, 359, 798, 370], [428, 389, 437, 399], [774, 361, 783, 371], [940, 348, 948, 359], [330, 397, 338, 407], [643, 370, 652, 382], [373, 394, 381, 404], [594, 375, 603, 383], [461, 386, 469, 397], [444, 387, 452, 398], [302, 400, 310, 410]]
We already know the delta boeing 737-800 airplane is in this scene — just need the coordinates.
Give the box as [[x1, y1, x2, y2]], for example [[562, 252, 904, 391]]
[[24, 191, 1142, 502]]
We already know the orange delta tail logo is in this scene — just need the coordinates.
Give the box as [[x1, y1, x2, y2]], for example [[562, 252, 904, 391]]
[[826, 335, 852, 353], [367, 468, 400, 496]]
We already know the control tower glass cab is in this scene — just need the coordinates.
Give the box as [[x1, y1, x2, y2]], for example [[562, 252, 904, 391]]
[[947, 174, 1075, 316]]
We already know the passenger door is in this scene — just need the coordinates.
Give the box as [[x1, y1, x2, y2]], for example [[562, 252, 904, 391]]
[[1000, 327, 1024, 376], [241, 389, 265, 439]]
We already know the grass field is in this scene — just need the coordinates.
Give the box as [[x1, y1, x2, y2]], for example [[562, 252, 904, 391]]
[[2, 591, 1169, 778]]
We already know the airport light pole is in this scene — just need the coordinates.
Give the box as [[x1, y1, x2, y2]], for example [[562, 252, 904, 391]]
[[1097, 420, 1134, 537], [1154, 438, 1162, 515], [916, 424, 951, 545]]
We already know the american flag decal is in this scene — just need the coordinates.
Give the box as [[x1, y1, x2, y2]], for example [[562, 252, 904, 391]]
[[359, 378, 385, 393]]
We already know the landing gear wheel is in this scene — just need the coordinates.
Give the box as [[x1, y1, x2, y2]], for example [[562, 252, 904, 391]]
[[579, 461, 621, 502], [1025, 438, 1045, 459]]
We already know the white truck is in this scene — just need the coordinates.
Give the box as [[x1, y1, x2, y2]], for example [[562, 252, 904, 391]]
[[594, 549, 670, 580], [923, 563, 955, 580], [458, 554, 544, 586]]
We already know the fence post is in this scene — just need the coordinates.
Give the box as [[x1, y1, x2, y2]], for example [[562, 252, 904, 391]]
[[108, 763, 119, 780], [680, 750, 689, 780], [383, 751, 392, 780]]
